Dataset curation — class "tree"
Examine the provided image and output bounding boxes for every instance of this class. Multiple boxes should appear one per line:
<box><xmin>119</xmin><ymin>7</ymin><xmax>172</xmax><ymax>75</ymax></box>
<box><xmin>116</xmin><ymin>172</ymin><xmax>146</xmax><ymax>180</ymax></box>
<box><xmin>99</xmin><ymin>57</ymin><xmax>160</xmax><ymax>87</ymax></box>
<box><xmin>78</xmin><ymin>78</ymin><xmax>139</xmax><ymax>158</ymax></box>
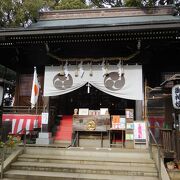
<box><xmin>54</xmin><ymin>0</ymin><xmax>88</xmax><ymax>10</ymax></box>
<box><xmin>88</xmin><ymin>0</ymin><xmax>177</xmax><ymax>8</ymax></box>
<box><xmin>124</xmin><ymin>0</ymin><xmax>141</xmax><ymax>7</ymax></box>
<box><xmin>158</xmin><ymin>0</ymin><xmax>174</xmax><ymax>5</ymax></box>
<box><xmin>0</xmin><ymin>0</ymin><xmax>179</xmax><ymax>28</ymax></box>
<box><xmin>88</xmin><ymin>0</ymin><xmax>123</xmax><ymax>8</ymax></box>
<box><xmin>0</xmin><ymin>0</ymin><xmax>55</xmax><ymax>28</ymax></box>
<box><xmin>0</xmin><ymin>0</ymin><xmax>89</xmax><ymax>27</ymax></box>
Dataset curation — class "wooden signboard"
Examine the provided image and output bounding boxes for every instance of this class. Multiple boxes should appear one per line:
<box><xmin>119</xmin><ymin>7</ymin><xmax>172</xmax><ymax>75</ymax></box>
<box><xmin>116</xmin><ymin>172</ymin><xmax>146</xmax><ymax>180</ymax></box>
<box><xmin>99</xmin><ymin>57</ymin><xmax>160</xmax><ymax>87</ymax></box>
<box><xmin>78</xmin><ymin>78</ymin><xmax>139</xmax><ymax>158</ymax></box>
<box><xmin>125</xmin><ymin>122</ymin><xmax>134</xmax><ymax>148</ymax></box>
<box><xmin>78</xmin><ymin>108</ymin><xmax>89</xmax><ymax>115</ymax></box>
<box><xmin>125</xmin><ymin>109</ymin><xmax>134</xmax><ymax>120</ymax></box>
<box><xmin>73</xmin><ymin>115</ymin><xmax>110</xmax><ymax>132</ymax></box>
<box><xmin>125</xmin><ymin>109</ymin><xmax>134</xmax><ymax>148</ymax></box>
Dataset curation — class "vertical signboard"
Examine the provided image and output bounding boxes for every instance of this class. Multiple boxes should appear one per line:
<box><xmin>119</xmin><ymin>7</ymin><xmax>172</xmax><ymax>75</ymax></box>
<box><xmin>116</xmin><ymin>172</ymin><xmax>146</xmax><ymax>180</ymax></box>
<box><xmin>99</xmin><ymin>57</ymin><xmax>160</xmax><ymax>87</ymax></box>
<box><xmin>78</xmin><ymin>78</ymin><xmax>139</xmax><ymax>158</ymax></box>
<box><xmin>134</xmin><ymin>121</ymin><xmax>147</xmax><ymax>143</ymax></box>
<box><xmin>41</xmin><ymin>112</ymin><xmax>49</xmax><ymax>125</ymax></box>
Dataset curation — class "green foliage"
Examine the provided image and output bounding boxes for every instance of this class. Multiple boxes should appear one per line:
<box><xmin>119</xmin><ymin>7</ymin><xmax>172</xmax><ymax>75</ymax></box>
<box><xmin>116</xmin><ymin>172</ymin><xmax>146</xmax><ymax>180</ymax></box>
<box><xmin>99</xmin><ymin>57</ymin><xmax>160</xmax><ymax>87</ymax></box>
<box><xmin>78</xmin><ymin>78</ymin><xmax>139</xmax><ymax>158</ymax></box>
<box><xmin>124</xmin><ymin>0</ymin><xmax>155</xmax><ymax>7</ymax></box>
<box><xmin>0</xmin><ymin>0</ymin><xmax>178</xmax><ymax>28</ymax></box>
<box><xmin>124</xmin><ymin>0</ymin><xmax>142</xmax><ymax>7</ymax></box>
<box><xmin>0</xmin><ymin>141</ymin><xmax>4</xmax><ymax>148</ymax></box>
<box><xmin>0</xmin><ymin>0</ymin><xmax>55</xmax><ymax>27</ymax></box>
<box><xmin>0</xmin><ymin>0</ymin><xmax>88</xmax><ymax>27</ymax></box>
<box><xmin>89</xmin><ymin>0</ymin><xmax>176</xmax><ymax>8</ymax></box>
<box><xmin>89</xmin><ymin>0</ymin><xmax>123</xmax><ymax>8</ymax></box>
<box><xmin>54</xmin><ymin>0</ymin><xmax>88</xmax><ymax>10</ymax></box>
<box><xmin>144</xmin><ymin>0</ymin><xmax>156</xmax><ymax>7</ymax></box>
<box><xmin>0</xmin><ymin>135</ymin><xmax>21</xmax><ymax>148</ymax></box>
<box><xmin>159</xmin><ymin>0</ymin><xmax>174</xmax><ymax>5</ymax></box>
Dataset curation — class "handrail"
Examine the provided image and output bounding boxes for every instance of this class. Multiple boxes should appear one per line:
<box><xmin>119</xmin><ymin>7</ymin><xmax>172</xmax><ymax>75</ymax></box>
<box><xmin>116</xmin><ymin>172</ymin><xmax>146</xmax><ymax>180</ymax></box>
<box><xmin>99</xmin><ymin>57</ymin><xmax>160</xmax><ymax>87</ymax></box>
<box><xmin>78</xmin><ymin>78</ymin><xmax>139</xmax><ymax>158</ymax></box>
<box><xmin>0</xmin><ymin>128</ymin><xmax>27</xmax><ymax>179</ymax></box>
<box><xmin>71</xmin><ymin>132</ymin><xmax>79</xmax><ymax>147</ymax></box>
<box><xmin>148</xmin><ymin>128</ymin><xmax>162</xmax><ymax>180</ymax></box>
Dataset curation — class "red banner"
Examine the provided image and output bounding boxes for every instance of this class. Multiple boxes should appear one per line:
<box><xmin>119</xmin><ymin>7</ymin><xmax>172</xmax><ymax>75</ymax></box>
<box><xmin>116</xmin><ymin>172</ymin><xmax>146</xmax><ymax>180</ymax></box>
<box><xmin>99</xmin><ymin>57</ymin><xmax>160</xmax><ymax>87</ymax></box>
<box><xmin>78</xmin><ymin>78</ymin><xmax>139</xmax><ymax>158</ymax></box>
<box><xmin>2</xmin><ymin>114</ymin><xmax>42</xmax><ymax>134</ymax></box>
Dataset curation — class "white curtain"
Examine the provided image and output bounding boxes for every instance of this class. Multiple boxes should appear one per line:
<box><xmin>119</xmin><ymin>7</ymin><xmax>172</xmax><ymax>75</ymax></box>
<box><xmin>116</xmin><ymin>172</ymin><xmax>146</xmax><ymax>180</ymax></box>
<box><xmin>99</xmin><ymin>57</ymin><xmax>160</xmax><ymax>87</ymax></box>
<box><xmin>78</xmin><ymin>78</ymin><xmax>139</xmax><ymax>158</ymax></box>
<box><xmin>44</xmin><ymin>65</ymin><xmax>143</xmax><ymax>100</ymax></box>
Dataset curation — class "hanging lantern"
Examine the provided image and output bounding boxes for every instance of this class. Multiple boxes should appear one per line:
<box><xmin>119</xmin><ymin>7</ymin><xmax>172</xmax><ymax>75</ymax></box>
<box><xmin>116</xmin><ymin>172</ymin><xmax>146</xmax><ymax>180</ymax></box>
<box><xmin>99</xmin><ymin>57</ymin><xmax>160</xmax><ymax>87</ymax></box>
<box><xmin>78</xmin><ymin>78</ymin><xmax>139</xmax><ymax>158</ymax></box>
<box><xmin>172</xmin><ymin>84</ymin><xmax>180</xmax><ymax>109</ymax></box>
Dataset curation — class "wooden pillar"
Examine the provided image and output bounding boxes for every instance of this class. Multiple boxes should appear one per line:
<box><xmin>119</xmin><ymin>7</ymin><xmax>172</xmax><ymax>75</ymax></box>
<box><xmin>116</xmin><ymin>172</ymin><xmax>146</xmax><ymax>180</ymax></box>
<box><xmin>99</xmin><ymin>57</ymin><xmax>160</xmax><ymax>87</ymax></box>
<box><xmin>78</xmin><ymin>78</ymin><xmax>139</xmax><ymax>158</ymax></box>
<box><xmin>0</xmin><ymin>83</ymin><xmax>4</xmax><ymax>128</ymax></box>
<box><xmin>136</xmin><ymin>100</ymin><xmax>143</xmax><ymax>120</ymax></box>
<box><xmin>42</xmin><ymin>96</ymin><xmax>49</xmax><ymax>113</ymax></box>
<box><xmin>176</xmin><ymin>113</ymin><xmax>180</xmax><ymax>160</ymax></box>
<box><xmin>14</xmin><ymin>73</ymin><xmax>20</xmax><ymax>106</ymax></box>
<box><xmin>42</xmin><ymin>96</ymin><xmax>49</xmax><ymax>132</ymax></box>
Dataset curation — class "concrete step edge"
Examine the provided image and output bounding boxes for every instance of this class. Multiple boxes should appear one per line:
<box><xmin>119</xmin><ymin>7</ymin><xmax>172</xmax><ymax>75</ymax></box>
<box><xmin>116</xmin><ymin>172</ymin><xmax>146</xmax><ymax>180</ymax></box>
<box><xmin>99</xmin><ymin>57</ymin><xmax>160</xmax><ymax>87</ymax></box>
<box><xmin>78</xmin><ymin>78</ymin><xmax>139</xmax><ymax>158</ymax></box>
<box><xmin>24</xmin><ymin>151</ymin><xmax>151</xmax><ymax>157</ymax></box>
<box><xmin>24</xmin><ymin>151</ymin><xmax>151</xmax><ymax>158</ymax></box>
<box><xmin>54</xmin><ymin>140</ymin><xmax>71</xmax><ymax>143</ymax></box>
<box><xmin>17</xmin><ymin>159</ymin><xmax>156</xmax><ymax>167</ymax></box>
<box><xmin>4</xmin><ymin>170</ymin><xmax>159</xmax><ymax>180</ymax></box>
<box><xmin>11</xmin><ymin>161</ymin><xmax>157</xmax><ymax>172</ymax></box>
<box><xmin>18</xmin><ymin>154</ymin><xmax>154</xmax><ymax>163</ymax></box>
<box><xmin>17</xmin><ymin>159</ymin><xmax>154</xmax><ymax>165</ymax></box>
<box><xmin>25</xmin><ymin>146</ymin><xmax>149</xmax><ymax>153</ymax></box>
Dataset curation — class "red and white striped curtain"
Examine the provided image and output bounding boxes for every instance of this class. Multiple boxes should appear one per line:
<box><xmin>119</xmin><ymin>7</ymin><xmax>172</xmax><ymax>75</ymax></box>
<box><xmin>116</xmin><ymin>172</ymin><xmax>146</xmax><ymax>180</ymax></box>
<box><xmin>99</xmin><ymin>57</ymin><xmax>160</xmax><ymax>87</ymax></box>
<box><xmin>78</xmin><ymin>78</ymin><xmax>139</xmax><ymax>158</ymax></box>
<box><xmin>2</xmin><ymin>114</ymin><xmax>42</xmax><ymax>134</ymax></box>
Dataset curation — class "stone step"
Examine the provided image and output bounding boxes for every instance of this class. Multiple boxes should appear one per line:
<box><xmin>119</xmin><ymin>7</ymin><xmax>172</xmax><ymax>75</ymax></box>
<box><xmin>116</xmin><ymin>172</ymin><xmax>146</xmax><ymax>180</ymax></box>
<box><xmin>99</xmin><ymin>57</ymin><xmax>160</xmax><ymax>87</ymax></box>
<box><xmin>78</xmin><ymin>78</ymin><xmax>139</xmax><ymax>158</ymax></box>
<box><xmin>18</xmin><ymin>154</ymin><xmax>155</xmax><ymax>167</ymax></box>
<box><xmin>3</xmin><ymin>147</ymin><xmax>158</xmax><ymax>180</ymax></box>
<box><xmin>2</xmin><ymin>178</ymin><xmax>19</xmax><ymax>180</ymax></box>
<box><xmin>4</xmin><ymin>170</ymin><xmax>159</xmax><ymax>180</ymax></box>
<box><xmin>50</xmin><ymin>142</ymin><xmax>70</xmax><ymax>148</ymax></box>
<box><xmin>26</xmin><ymin>146</ymin><xmax>149</xmax><ymax>152</ymax></box>
<box><xmin>11</xmin><ymin>161</ymin><xmax>158</xmax><ymax>176</ymax></box>
<box><xmin>2</xmin><ymin>179</ymin><xmax>20</xmax><ymax>180</ymax></box>
<box><xmin>54</xmin><ymin>140</ymin><xmax>71</xmax><ymax>144</ymax></box>
<box><xmin>25</xmin><ymin>147</ymin><xmax>151</xmax><ymax>159</ymax></box>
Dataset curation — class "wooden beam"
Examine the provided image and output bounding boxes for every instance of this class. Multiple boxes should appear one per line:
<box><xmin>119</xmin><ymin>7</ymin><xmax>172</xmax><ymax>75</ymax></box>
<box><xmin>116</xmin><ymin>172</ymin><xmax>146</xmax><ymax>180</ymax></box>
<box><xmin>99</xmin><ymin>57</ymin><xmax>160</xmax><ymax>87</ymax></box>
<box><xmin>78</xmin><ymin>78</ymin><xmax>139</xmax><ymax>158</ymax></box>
<box><xmin>47</xmin><ymin>51</ymin><xmax>140</xmax><ymax>62</ymax></box>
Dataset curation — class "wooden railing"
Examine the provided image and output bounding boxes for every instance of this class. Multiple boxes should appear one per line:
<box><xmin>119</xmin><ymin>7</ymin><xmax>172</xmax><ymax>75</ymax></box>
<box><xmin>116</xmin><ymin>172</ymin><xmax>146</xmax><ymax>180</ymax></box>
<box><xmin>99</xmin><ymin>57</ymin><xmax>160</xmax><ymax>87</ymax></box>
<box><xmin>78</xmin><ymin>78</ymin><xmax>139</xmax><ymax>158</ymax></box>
<box><xmin>148</xmin><ymin>128</ymin><xmax>162</xmax><ymax>180</ymax></box>
<box><xmin>3</xmin><ymin>106</ymin><xmax>44</xmax><ymax>114</ymax></box>
<box><xmin>159</xmin><ymin>129</ymin><xmax>175</xmax><ymax>154</ymax></box>
<box><xmin>148</xmin><ymin>120</ymin><xmax>176</xmax><ymax>159</ymax></box>
<box><xmin>3</xmin><ymin>106</ymin><xmax>57</xmax><ymax>116</ymax></box>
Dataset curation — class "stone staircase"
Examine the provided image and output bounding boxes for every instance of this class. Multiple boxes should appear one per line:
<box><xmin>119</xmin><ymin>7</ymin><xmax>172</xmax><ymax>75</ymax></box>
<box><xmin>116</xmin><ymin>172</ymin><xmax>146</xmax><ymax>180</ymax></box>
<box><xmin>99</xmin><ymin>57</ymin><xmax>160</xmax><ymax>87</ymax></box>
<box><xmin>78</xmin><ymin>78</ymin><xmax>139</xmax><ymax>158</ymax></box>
<box><xmin>3</xmin><ymin>147</ymin><xmax>159</xmax><ymax>180</ymax></box>
<box><xmin>54</xmin><ymin>115</ymin><xmax>73</xmax><ymax>144</ymax></box>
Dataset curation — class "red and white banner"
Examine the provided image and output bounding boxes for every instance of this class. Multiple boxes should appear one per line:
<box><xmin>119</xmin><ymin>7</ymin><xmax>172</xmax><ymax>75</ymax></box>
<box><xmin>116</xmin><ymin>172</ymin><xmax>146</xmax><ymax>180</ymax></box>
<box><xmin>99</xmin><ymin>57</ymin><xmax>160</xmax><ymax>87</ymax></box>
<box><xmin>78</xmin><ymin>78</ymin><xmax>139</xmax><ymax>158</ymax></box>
<box><xmin>31</xmin><ymin>67</ymin><xmax>40</xmax><ymax>109</ymax></box>
<box><xmin>2</xmin><ymin>114</ymin><xmax>42</xmax><ymax>134</ymax></box>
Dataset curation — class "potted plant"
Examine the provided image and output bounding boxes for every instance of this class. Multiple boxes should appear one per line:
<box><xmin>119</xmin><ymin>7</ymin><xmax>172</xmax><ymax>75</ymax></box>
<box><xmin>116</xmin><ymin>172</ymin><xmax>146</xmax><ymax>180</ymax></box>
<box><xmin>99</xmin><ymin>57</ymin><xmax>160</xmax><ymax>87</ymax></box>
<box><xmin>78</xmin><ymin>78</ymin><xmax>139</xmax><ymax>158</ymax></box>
<box><xmin>166</xmin><ymin>161</ymin><xmax>175</xmax><ymax>170</ymax></box>
<box><xmin>176</xmin><ymin>161</ymin><xmax>180</xmax><ymax>170</ymax></box>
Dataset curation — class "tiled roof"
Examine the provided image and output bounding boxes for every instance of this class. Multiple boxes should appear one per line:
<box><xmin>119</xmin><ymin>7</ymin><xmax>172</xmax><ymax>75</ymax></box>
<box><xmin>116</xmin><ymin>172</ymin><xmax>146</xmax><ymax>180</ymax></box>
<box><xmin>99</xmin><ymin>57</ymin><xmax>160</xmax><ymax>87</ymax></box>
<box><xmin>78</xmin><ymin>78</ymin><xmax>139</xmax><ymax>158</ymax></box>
<box><xmin>30</xmin><ymin>15</ymin><xmax>180</xmax><ymax>29</ymax></box>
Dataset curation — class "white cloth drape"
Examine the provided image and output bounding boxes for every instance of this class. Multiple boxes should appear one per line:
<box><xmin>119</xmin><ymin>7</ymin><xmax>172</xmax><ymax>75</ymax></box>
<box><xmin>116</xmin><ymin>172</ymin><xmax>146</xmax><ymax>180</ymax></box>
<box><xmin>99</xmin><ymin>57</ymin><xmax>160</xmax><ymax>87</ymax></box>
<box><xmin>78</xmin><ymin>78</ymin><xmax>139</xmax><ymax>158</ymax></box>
<box><xmin>44</xmin><ymin>65</ymin><xmax>143</xmax><ymax>100</ymax></box>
